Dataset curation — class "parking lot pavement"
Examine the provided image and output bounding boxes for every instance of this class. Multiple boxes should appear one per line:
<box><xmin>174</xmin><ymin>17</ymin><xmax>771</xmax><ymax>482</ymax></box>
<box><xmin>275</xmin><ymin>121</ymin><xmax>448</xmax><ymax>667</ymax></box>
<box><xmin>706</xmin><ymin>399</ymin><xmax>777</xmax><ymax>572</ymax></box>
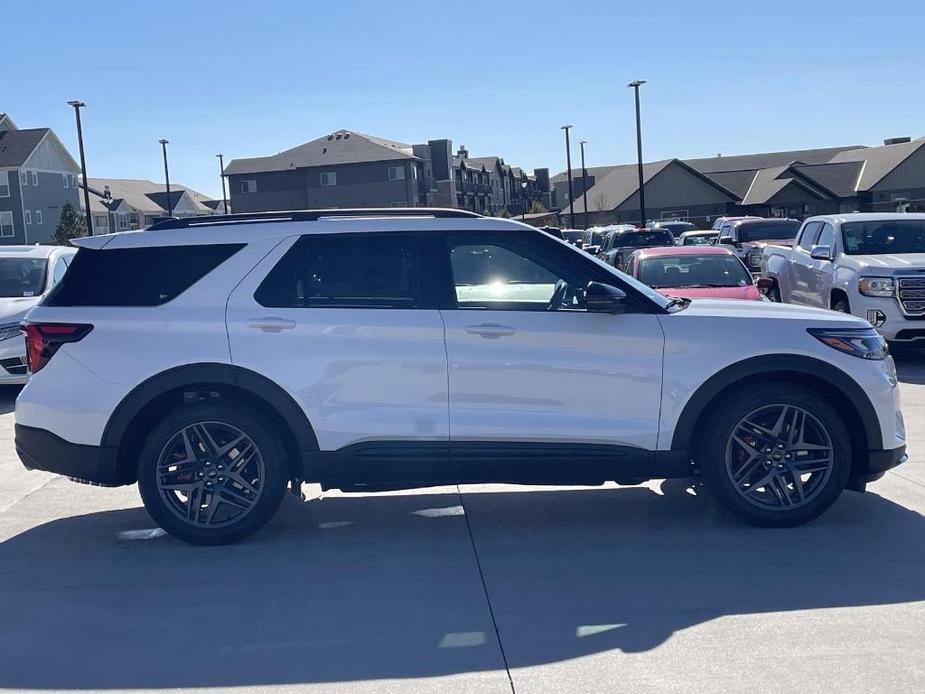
<box><xmin>1</xmin><ymin>357</ymin><xmax>925</xmax><ymax>694</ymax></box>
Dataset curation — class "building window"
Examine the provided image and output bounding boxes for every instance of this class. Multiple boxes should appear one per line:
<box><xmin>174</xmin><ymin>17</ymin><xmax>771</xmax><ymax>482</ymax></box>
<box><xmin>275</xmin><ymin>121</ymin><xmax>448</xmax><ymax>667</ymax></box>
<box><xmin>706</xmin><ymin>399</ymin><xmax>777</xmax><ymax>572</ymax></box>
<box><xmin>35</xmin><ymin>210</ymin><xmax>43</xmax><ymax>225</ymax></box>
<box><xmin>241</xmin><ymin>179</ymin><xmax>257</xmax><ymax>194</ymax></box>
<box><xmin>390</xmin><ymin>201</ymin><xmax>408</xmax><ymax>207</ymax></box>
<box><xmin>119</xmin><ymin>215</ymin><xmax>131</xmax><ymax>230</ymax></box>
<box><xmin>0</xmin><ymin>172</ymin><xmax>9</xmax><ymax>197</ymax></box>
<box><xmin>144</xmin><ymin>215</ymin><xmax>157</xmax><ymax>226</ymax></box>
<box><xmin>0</xmin><ymin>211</ymin><xmax>13</xmax><ymax>237</ymax></box>
<box><xmin>63</xmin><ymin>174</ymin><xmax>69</xmax><ymax>188</ymax></box>
<box><xmin>320</xmin><ymin>171</ymin><xmax>336</xmax><ymax>186</ymax></box>
<box><xmin>94</xmin><ymin>215</ymin><xmax>108</xmax><ymax>228</ymax></box>
<box><xmin>31</xmin><ymin>171</ymin><xmax>39</xmax><ymax>186</ymax></box>
<box><xmin>24</xmin><ymin>210</ymin><xmax>31</xmax><ymax>225</ymax></box>
<box><xmin>20</xmin><ymin>171</ymin><xmax>28</xmax><ymax>187</ymax></box>
<box><xmin>72</xmin><ymin>175</ymin><xmax>78</xmax><ymax>188</ymax></box>
<box><xmin>388</xmin><ymin>166</ymin><xmax>405</xmax><ymax>182</ymax></box>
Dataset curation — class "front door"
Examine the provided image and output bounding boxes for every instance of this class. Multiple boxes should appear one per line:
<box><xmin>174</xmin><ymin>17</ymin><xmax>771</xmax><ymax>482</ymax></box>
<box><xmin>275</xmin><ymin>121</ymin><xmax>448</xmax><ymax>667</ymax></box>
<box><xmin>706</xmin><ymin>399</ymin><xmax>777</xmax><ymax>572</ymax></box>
<box><xmin>789</xmin><ymin>221</ymin><xmax>823</xmax><ymax>306</ymax></box>
<box><xmin>437</xmin><ymin>230</ymin><xmax>665</xmax><ymax>483</ymax></box>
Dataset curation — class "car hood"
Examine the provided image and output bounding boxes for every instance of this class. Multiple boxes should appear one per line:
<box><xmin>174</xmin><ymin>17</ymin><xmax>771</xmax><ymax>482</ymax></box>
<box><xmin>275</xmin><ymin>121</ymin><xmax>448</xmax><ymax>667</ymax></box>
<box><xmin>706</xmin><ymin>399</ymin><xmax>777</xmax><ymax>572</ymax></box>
<box><xmin>657</xmin><ymin>285</ymin><xmax>762</xmax><ymax>301</ymax></box>
<box><xmin>839</xmin><ymin>253</ymin><xmax>925</xmax><ymax>272</ymax></box>
<box><xmin>676</xmin><ymin>297</ymin><xmax>868</xmax><ymax>324</ymax></box>
<box><xmin>0</xmin><ymin>297</ymin><xmax>39</xmax><ymax>325</ymax></box>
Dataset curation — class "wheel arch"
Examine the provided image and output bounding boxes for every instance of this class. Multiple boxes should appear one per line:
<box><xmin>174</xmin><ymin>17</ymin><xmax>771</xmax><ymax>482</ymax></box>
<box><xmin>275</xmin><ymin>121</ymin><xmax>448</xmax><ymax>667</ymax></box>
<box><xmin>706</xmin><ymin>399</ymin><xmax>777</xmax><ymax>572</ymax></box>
<box><xmin>830</xmin><ymin>286</ymin><xmax>850</xmax><ymax>310</ymax></box>
<box><xmin>671</xmin><ymin>354</ymin><xmax>882</xmax><ymax>467</ymax></box>
<box><xmin>102</xmin><ymin>363</ymin><xmax>319</xmax><ymax>484</ymax></box>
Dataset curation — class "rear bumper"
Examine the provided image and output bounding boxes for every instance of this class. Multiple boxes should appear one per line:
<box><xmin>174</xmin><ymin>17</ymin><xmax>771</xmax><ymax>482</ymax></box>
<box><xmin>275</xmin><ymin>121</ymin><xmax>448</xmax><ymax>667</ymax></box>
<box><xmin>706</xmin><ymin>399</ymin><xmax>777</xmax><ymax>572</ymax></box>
<box><xmin>14</xmin><ymin>424</ymin><xmax>124</xmax><ymax>486</ymax></box>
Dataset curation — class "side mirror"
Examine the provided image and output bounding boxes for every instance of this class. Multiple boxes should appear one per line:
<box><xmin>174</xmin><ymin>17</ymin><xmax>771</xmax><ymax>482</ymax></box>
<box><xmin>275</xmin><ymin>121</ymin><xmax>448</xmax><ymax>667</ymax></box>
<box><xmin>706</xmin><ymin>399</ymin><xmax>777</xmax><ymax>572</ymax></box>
<box><xmin>755</xmin><ymin>277</ymin><xmax>773</xmax><ymax>290</ymax></box>
<box><xmin>810</xmin><ymin>245</ymin><xmax>833</xmax><ymax>261</ymax></box>
<box><xmin>586</xmin><ymin>282</ymin><xmax>627</xmax><ymax>314</ymax></box>
<box><xmin>719</xmin><ymin>236</ymin><xmax>735</xmax><ymax>245</ymax></box>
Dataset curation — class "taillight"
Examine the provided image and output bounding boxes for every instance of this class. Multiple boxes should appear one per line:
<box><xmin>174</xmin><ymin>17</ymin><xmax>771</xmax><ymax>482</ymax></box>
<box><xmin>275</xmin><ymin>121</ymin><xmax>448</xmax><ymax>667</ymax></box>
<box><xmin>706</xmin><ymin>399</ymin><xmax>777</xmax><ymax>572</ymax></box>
<box><xmin>22</xmin><ymin>323</ymin><xmax>93</xmax><ymax>374</ymax></box>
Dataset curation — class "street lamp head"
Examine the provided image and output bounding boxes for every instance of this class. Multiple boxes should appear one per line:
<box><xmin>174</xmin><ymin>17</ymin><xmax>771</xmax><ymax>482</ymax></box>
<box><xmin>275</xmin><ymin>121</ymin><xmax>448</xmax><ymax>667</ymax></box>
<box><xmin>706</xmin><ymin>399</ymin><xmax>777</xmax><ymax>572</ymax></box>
<box><xmin>560</xmin><ymin>124</ymin><xmax>573</xmax><ymax>131</ymax></box>
<box><xmin>158</xmin><ymin>139</ymin><xmax>169</xmax><ymax>145</ymax></box>
<box><xmin>580</xmin><ymin>140</ymin><xmax>587</xmax><ymax>145</ymax></box>
<box><xmin>627</xmin><ymin>80</ymin><xmax>647</xmax><ymax>88</ymax></box>
<box><xmin>66</xmin><ymin>100</ymin><xmax>85</xmax><ymax>108</ymax></box>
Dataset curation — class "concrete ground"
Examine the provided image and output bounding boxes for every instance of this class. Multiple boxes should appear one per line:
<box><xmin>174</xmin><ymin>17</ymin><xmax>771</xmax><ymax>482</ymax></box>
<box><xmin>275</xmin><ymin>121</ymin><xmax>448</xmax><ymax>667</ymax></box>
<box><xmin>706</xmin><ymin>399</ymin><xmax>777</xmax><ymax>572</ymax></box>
<box><xmin>1</xmin><ymin>353</ymin><xmax>925</xmax><ymax>693</ymax></box>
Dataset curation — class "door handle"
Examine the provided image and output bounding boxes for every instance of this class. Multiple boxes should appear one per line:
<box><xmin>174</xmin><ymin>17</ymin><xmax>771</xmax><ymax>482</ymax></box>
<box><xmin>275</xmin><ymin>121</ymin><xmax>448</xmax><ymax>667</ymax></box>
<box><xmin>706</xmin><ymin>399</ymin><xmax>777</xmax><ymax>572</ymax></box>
<box><xmin>248</xmin><ymin>317</ymin><xmax>296</xmax><ymax>332</ymax></box>
<box><xmin>465</xmin><ymin>323</ymin><xmax>515</xmax><ymax>338</ymax></box>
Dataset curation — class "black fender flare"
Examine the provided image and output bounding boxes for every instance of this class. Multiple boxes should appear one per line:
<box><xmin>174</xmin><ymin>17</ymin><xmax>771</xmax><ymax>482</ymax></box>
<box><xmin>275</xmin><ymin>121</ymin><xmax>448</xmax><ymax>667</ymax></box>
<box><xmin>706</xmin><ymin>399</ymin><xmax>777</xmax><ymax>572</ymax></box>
<box><xmin>102</xmin><ymin>362</ymin><xmax>319</xmax><ymax>461</ymax></box>
<box><xmin>670</xmin><ymin>354</ymin><xmax>883</xmax><ymax>451</ymax></box>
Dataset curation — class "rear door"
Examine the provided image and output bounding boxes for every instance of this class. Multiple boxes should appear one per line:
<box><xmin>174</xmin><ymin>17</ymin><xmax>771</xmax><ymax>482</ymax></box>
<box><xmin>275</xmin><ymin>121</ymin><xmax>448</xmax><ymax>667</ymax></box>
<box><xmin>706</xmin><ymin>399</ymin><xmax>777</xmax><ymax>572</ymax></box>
<box><xmin>225</xmin><ymin>232</ymin><xmax>451</xmax><ymax>486</ymax></box>
<box><xmin>437</xmin><ymin>230</ymin><xmax>665</xmax><ymax>483</ymax></box>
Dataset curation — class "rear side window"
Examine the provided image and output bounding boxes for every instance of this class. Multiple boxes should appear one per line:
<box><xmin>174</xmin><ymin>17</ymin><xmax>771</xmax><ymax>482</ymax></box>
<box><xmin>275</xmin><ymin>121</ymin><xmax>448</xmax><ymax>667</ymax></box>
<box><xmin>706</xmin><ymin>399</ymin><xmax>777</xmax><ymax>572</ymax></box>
<box><xmin>255</xmin><ymin>234</ymin><xmax>421</xmax><ymax>309</ymax></box>
<box><xmin>44</xmin><ymin>244</ymin><xmax>244</xmax><ymax>307</ymax></box>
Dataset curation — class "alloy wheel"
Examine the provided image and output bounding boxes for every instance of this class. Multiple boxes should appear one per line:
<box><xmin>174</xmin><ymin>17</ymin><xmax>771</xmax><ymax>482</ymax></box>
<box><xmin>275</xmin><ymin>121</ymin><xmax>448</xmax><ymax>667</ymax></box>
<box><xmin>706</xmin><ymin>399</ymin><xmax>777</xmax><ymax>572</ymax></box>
<box><xmin>724</xmin><ymin>404</ymin><xmax>834</xmax><ymax>510</ymax></box>
<box><xmin>155</xmin><ymin>421</ymin><xmax>265</xmax><ymax>528</ymax></box>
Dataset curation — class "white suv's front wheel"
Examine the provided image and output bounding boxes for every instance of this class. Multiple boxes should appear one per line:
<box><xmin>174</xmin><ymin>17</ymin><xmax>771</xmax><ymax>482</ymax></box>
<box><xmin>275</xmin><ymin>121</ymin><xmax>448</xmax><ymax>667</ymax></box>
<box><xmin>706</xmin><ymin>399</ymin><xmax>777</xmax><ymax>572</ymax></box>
<box><xmin>137</xmin><ymin>401</ymin><xmax>289</xmax><ymax>544</ymax></box>
<box><xmin>698</xmin><ymin>384</ymin><xmax>852</xmax><ymax>527</ymax></box>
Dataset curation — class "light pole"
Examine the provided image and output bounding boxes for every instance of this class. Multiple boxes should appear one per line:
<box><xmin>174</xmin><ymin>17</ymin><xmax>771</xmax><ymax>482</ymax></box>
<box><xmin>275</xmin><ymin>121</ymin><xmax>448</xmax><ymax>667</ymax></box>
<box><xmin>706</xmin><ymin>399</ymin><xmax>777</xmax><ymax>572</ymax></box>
<box><xmin>561</xmin><ymin>124</ymin><xmax>575</xmax><ymax>229</ymax></box>
<box><xmin>159</xmin><ymin>139</ymin><xmax>172</xmax><ymax>217</ymax></box>
<box><xmin>216</xmin><ymin>153</ymin><xmax>228</xmax><ymax>214</ymax></box>
<box><xmin>67</xmin><ymin>100</ymin><xmax>93</xmax><ymax>236</ymax></box>
<box><xmin>579</xmin><ymin>140</ymin><xmax>589</xmax><ymax>230</ymax></box>
<box><xmin>627</xmin><ymin>80</ymin><xmax>647</xmax><ymax>226</ymax></box>
<box><xmin>521</xmin><ymin>181</ymin><xmax>529</xmax><ymax>220</ymax></box>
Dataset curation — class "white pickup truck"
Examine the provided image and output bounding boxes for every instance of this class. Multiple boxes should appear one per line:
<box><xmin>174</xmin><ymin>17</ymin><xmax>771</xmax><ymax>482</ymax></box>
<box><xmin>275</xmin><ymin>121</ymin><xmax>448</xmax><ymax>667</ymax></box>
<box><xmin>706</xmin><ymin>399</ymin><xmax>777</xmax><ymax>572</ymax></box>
<box><xmin>761</xmin><ymin>213</ymin><xmax>925</xmax><ymax>343</ymax></box>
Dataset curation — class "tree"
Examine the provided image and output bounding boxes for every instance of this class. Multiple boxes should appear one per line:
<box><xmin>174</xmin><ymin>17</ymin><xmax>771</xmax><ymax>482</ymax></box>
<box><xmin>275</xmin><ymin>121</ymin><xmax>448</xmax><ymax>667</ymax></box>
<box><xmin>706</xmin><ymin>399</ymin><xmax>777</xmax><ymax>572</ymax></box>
<box><xmin>495</xmin><ymin>208</ymin><xmax>511</xmax><ymax>218</ymax></box>
<box><xmin>530</xmin><ymin>201</ymin><xmax>548</xmax><ymax>214</ymax></box>
<box><xmin>54</xmin><ymin>202</ymin><xmax>88</xmax><ymax>246</ymax></box>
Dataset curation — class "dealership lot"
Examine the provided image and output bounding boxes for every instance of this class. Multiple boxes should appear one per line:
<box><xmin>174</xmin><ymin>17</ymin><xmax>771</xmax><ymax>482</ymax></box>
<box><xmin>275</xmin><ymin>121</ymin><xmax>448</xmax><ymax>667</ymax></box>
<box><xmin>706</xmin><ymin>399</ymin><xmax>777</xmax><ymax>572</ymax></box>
<box><xmin>0</xmin><ymin>352</ymin><xmax>924</xmax><ymax>693</ymax></box>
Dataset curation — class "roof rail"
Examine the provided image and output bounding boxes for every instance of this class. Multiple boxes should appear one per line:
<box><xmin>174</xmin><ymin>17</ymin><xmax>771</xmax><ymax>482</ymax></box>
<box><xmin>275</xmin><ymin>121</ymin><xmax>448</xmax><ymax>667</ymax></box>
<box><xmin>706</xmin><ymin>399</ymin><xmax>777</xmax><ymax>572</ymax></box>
<box><xmin>147</xmin><ymin>208</ymin><xmax>482</xmax><ymax>230</ymax></box>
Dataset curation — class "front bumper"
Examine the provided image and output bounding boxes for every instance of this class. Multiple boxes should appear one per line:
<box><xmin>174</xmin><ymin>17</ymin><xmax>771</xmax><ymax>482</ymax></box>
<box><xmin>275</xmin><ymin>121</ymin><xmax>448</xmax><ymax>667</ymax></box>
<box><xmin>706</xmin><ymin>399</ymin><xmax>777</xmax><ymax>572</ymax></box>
<box><xmin>849</xmin><ymin>444</ymin><xmax>907</xmax><ymax>489</ymax></box>
<box><xmin>0</xmin><ymin>334</ymin><xmax>28</xmax><ymax>383</ymax></box>
<box><xmin>15</xmin><ymin>424</ymin><xmax>124</xmax><ymax>486</ymax></box>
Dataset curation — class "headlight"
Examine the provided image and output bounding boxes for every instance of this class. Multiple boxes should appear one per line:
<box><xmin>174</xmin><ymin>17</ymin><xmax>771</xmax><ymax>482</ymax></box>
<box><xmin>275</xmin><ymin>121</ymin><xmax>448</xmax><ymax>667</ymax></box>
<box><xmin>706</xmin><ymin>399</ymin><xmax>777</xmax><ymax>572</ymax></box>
<box><xmin>807</xmin><ymin>327</ymin><xmax>888</xmax><ymax>360</ymax></box>
<box><xmin>858</xmin><ymin>277</ymin><xmax>894</xmax><ymax>297</ymax></box>
<box><xmin>0</xmin><ymin>323</ymin><xmax>21</xmax><ymax>342</ymax></box>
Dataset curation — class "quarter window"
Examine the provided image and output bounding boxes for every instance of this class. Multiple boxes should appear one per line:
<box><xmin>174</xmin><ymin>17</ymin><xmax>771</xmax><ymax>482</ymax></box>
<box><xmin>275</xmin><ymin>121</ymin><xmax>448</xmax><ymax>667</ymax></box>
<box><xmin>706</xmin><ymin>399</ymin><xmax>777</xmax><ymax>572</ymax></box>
<box><xmin>0</xmin><ymin>212</ymin><xmax>14</xmax><ymax>237</ymax></box>
<box><xmin>255</xmin><ymin>234</ymin><xmax>421</xmax><ymax>309</ymax></box>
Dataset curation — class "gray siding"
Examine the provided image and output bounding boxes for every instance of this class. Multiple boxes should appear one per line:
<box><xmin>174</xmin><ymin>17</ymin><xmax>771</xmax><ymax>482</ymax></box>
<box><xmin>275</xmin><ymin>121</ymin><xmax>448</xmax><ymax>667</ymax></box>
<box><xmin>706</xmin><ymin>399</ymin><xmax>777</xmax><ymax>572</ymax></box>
<box><xmin>20</xmin><ymin>171</ymin><xmax>80</xmax><ymax>243</ymax></box>
<box><xmin>0</xmin><ymin>172</ymin><xmax>26</xmax><ymax>244</ymax></box>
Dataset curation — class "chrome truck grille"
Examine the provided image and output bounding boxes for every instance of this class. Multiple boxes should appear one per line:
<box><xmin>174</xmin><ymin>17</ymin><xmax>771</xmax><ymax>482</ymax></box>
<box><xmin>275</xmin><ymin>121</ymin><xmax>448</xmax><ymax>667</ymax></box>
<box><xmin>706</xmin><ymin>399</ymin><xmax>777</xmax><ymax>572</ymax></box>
<box><xmin>898</xmin><ymin>276</ymin><xmax>925</xmax><ymax>315</ymax></box>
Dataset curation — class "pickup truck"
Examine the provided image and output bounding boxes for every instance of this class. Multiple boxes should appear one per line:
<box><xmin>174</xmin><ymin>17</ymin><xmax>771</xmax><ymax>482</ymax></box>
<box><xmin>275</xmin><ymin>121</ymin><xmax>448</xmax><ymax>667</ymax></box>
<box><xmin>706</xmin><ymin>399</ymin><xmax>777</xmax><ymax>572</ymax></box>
<box><xmin>761</xmin><ymin>213</ymin><xmax>925</xmax><ymax>343</ymax></box>
<box><xmin>716</xmin><ymin>218</ymin><xmax>802</xmax><ymax>274</ymax></box>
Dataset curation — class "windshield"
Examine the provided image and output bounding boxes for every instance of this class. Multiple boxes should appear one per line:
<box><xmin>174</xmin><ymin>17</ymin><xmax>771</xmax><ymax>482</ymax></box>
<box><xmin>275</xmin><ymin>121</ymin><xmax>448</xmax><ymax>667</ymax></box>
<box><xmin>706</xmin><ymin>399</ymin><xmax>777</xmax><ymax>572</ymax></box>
<box><xmin>682</xmin><ymin>233</ymin><xmax>717</xmax><ymax>246</ymax></box>
<box><xmin>842</xmin><ymin>220</ymin><xmax>925</xmax><ymax>255</ymax></box>
<box><xmin>0</xmin><ymin>258</ymin><xmax>47</xmax><ymax>298</ymax></box>
<box><xmin>739</xmin><ymin>222</ymin><xmax>800</xmax><ymax>242</ymax></box>
<box><xmin>613</xmin><ymin>231</ymin><xmax>674</xmax><ymax>248</ymax></box>
<box><xmin>638</xmin><ymin>254</ymin><xmax>752</xmax><ymax>288</ymax></box>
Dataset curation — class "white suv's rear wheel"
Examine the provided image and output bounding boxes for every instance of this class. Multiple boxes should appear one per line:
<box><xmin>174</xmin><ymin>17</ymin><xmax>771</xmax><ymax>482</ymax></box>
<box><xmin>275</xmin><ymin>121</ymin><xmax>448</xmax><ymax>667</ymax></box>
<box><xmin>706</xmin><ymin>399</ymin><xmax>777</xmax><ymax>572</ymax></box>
<box><xmin>137</xmin><ymin>401</ymin><xmax>288</xmax><ymax>545</ymax></box>
<box><xmin>698</xmin><ymin>384</ymin><xmax>851</xmax><ymax>527</ymax></box>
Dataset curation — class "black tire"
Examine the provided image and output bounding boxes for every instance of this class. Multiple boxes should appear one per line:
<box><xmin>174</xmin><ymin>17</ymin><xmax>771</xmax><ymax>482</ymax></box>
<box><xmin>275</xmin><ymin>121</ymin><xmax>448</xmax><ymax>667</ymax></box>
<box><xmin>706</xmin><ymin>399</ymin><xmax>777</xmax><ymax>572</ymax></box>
<box><xmin>832</xmin><ymin>296</ymin><xmax>851</xmax><ymax>314</ymax></box>
<box><xmin>696</xmin><ymin>384</ymin><xmax>851</xmax><ymax>527</ymax></box>
<box><xmin>137</xmin><ymin>400</ymin><xmax>289</xmax><ymax>545</ymax></box>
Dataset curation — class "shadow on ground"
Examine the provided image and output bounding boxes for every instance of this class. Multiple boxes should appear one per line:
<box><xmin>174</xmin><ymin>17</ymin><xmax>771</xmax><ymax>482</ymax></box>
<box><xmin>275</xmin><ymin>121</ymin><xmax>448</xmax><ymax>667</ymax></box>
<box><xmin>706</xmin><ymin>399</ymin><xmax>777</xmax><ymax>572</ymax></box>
<box><xmin>0</xmin><ymin>480</ymin><xmax>923</xmax><ymax>689</ymax></box>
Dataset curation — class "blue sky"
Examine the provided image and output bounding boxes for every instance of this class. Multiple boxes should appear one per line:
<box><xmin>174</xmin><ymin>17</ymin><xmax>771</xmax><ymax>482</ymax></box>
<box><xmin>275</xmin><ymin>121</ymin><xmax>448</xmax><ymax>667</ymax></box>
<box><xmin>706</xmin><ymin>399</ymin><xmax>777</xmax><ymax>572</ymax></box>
<box><xmin>5</xmin><ymin>0</ymin><xmax>924</xmax><ymax>199</ymax></box>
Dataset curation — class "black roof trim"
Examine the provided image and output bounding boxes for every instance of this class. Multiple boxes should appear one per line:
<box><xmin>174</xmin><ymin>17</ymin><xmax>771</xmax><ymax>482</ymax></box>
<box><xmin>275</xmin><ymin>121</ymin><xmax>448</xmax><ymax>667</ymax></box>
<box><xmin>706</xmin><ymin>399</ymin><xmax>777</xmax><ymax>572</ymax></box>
<box><xmin>147</xmin><ymin>208</ymin><xmax>482</xmax><ymax>230</ymax></box>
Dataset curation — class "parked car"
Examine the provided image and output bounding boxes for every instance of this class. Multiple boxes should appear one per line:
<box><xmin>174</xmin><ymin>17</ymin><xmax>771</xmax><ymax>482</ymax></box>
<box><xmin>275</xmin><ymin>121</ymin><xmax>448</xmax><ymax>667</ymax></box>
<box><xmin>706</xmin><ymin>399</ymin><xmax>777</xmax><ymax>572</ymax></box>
<box><xmin>582</xmin><ymin>225</ymin><xmax>635</xmax><ymax>255</ymax></box>
<box><xmin>716</xmin><ymin>218</ymin><xmax>802</xmax><ymax>273</ymax></box>
<box><xmin>15</xmin><ymin>208</ymin><xmax>905</xmax><ymax>544</ymax></box>
<box><xmin>538</xmin><ymin>226</ymin><xmax>565</xmax><ymax>240</ymax></box>
<box><xmin>677</xmin><ymin>230</ymin><xmax>719</xmax><ymax>246</ymax></box>
<box><xmin>761</xmin><ymin>213</ymin><xmax>925</xmax><ymax>344</ymax></box>
<box><xmin>625</xmin><ymin>246</ymin><xmax>770</xmax><ymax>301</ymax></box>
<box><xmin>0</xmin><ymin>245</ymin><xmax>76</xmax><ymax>384</ymax></box>
<box><xmin>712</xmin><ymin>215</ymin><xmax>761</xmax><ymax>231</ymax></box>
<box><xmin>561</xmin><ymin>230</ymin><xmax>584</xmax><ymax>247</ymax></box>
<box><xmin>649</xmin><ymin>220</ymin><xmax>697</xmax><ymax>236</ymax></box>
<box><xmin>598</xmin><ymin>228</ymin><xmax>675</xmax><ymax>270</ymax></box>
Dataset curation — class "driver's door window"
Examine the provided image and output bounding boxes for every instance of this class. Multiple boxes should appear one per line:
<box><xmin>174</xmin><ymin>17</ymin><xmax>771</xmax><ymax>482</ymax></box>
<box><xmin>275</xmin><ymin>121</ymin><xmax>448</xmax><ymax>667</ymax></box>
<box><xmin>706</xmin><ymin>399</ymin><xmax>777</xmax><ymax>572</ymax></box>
<box><xmin>446</xmin><ymin>233</ymin><xmax>590</xmax><ymax>311</ymax></box>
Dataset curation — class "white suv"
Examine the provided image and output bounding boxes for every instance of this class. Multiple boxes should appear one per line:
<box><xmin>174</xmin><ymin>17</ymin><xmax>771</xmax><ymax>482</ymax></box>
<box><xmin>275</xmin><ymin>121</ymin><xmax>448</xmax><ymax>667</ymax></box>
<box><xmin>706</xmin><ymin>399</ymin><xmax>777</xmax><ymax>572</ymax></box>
<box><xmin>14</xmin><ymin>209</ymin><xmax>907</xmax><ymax>544</ymax></box>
